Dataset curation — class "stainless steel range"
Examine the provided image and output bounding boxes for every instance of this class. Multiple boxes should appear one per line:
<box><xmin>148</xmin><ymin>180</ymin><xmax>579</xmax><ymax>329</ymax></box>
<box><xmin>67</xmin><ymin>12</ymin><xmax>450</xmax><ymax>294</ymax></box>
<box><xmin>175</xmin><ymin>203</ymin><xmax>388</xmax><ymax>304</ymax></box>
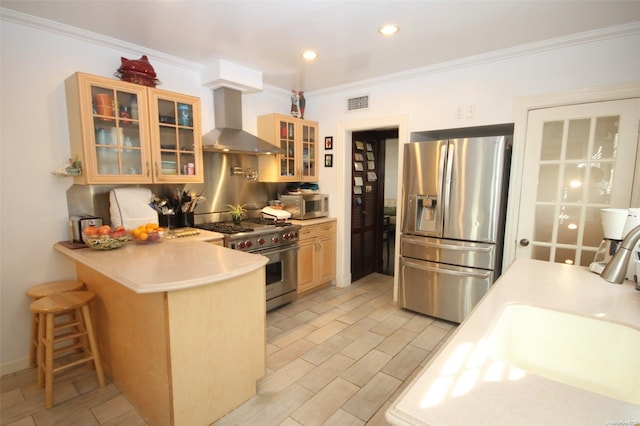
<box><xmin>196</xmin><ymin>219</ymin><xmax>300</xmax><ymax>310</ymax></box>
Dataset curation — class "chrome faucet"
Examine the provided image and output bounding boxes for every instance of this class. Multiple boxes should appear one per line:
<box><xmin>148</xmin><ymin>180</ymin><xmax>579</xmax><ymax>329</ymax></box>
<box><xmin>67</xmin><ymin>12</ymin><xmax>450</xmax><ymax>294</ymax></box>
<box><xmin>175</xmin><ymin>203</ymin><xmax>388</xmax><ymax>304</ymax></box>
<box><xmin>600</xmin><ymin>224</ymin><xmax>640</xmax><ymax>284</ymax></box>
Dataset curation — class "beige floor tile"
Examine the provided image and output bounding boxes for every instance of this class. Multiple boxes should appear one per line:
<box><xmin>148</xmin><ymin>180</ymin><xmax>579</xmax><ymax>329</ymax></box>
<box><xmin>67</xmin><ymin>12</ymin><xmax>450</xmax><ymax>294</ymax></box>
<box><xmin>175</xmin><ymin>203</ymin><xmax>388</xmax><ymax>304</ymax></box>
<box><xmin>268</xmin><ymin>338</ymin><xmax>317</xmax><ymax>371</ymax></box>
<box><xmin>279</xmin><ymin>416</ymin><xmax>303</xmax><ymax>426</ymax></box>
<box><xmin>367</xmin><ymin>303</ymin><xmax>398</xmax><ymax>322</ymax></box>
<box><xmin>370</xmin><ymin>314</ymin><xmax>409</xmax><ymax>337</ymax></box>
<box><xmin>215</xmin><ymin>383</ymin><xmax>313</xmax><ymax>426</ymax></box>
<box><xmin>410</xmin><ymin>323</ymin><xmax>451</xmax><ymax>351</ymax></box>
<box><xmin>272</xmin><ymin>310</ymin><xmax>319</xmax><ymax>332</ymax></box>
<box><xmin>340</xmin><ymin>332</ymin><xmax>386</xmax><ymax>360</ymax></box>
<box><xmin>322</xmin><ymin>408</ymin><xmax>365</xmax><ymax>425</ymax></box>
<box><xmin>382</xmin><ymin>344</ymin><xmax>429</xmax><ymax>381</ymax></box>
<box><xmin>1</xmin><ymin>387</ymin><xmax>25</xmax><ymax>410</ymax></box>
<box><xmin>91</xmin><ymin>395</ymin><xmax>136</xmax><ymax>424</ymax></box>
<box><xmin>301</xmin><ymin>334</ymin><xmax>352</xmax><ymax>366</ymax></box>
<box><xmin>305</xmin><ymin>320</ymin><xmax>349</xmax><ymax>344</ymax></box>
<box><xmin>270</xmin><ymin>324</ymin><xmax>317</xmax><ymax>349</ymax></box>
<box><xmin>259</xmin><ymin>358</ymin><xmax>316</xmax><ymax>395</ymax></box>
<box><xmin>31</xmin><ymin>384</ymin><xmax>120</xmax><ymax>426</ymax></box>
<box><xmin>366</xmin><ymin>399</ymin><xmax>393</xmax><ymax>426</ymax></box>
<box><xmin>342</xmin><ymin>372</ymin><xmax>401</xmax><ymax>421</ymax></box>
<box><xmin>290</xmin><ymin>377</ymin><xmax>359</xmax><ymax>426</ymax></box>
<box><xmin>3</xmin><ymin>416</ymin><xmax>36</xmax><ymax>426</ymax></box>
<box><xmin>337</xmin><ymin>305</ymin><xmax>376</xmax><ymax>325</ymax></box>
<box><xmin>306</xmin><ymin>307</ymin><xmax>347</xmax><ymax>328</ymax></box>
<box><xmin>338</xmin><ymin>317</ymin><xmax>379</xmax><ymax>341</ymax></box>
<box><xmin>341</xmin><ymin>350</ymin><xmax>393</xmax><ymax>387</ymax></box>
<box><xmin>375</xmin><ymin>328</ymin><xmax>419</xmax><ymax>356</ymax></box>
<box><xmin>297</xmin><ymin>353</ymin><xmax>355</xmax><ymax>393</ymax></box>
<box><xmin>401</xmin><ymin>314</ymin><xmax>434</xmax><ymax>333</ymax></box>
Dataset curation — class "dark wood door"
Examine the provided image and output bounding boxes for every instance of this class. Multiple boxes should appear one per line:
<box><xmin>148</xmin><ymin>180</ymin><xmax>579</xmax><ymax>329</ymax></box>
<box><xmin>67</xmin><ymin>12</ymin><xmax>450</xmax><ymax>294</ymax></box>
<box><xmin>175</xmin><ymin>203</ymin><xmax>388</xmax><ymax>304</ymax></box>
<box><xmin>350</xmin><ymin>130</ymin><xmax>396</xmax><ymax>282</ymax></box>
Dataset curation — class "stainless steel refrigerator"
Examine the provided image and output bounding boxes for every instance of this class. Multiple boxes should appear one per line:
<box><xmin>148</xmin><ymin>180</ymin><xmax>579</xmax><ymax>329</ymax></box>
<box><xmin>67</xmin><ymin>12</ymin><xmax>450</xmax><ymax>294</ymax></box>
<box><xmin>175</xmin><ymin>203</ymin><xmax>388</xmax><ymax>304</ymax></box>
<box><xmin>399</xmin><ymin>134</ymin><xmax>511</xmax><ymax>323</ymax></box>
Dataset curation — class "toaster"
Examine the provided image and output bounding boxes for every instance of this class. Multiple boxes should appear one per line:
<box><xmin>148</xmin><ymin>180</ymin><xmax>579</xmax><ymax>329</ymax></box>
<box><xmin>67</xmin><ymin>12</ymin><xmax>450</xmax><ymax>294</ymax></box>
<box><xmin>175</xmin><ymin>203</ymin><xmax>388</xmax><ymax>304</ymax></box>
<box><xmin>69</xmin><ymin>215</ymin><xmax>102</xmax><ymax>242</ymax></box>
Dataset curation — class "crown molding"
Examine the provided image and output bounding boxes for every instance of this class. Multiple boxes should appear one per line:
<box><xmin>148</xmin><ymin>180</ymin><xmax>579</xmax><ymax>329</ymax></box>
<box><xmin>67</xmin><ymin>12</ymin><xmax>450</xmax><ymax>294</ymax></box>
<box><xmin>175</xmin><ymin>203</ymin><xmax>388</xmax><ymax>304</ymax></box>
<box><xmin>0</xmin><ymin>7</ymin><xmax>203</xmax><ymax>72</ymax></box>
<box><xmin>309</xmin><ymin>21</ymin><xmax>640</xmax><ymax>97</ymax></box>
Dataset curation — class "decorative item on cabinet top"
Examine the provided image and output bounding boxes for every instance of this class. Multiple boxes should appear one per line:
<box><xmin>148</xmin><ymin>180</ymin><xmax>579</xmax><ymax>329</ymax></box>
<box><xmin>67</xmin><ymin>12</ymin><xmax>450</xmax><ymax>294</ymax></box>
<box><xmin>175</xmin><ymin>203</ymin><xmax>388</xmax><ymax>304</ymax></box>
<box><xmin>114</xmin><ymin>55</ymin><xmax>161</xmax><ymax>87</ymax></box>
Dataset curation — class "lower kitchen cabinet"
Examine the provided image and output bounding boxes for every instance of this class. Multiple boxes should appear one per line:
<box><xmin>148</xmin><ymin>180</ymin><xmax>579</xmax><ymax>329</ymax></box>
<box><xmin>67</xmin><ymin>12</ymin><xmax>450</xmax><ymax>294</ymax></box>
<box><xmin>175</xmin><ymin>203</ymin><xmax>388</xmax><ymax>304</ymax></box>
<box><xmin>297</xmin><ymin>220</ymin><xmax>336</xmax><ymax>294</ymax></box>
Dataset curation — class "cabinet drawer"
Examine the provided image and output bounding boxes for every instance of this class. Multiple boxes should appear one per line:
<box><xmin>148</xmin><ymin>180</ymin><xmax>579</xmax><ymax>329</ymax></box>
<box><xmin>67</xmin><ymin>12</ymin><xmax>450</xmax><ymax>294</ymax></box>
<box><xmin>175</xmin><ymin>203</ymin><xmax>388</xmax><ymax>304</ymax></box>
<box><xmin>316</xmin><ymin>221</ymin><xmax>336</xmax><ymax>237</ymax></box>
<box><xmin>298</xmin><ymin>225</ymin><xmax>317</xmax><ymax>240</ymax></box>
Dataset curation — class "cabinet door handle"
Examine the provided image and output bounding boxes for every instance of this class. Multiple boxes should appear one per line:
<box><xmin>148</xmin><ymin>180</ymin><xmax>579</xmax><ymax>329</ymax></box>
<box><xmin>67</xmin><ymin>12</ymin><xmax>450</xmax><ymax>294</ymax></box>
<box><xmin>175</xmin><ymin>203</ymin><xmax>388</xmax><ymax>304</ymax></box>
<box><xmin>146</xmin><ymin>162</ymin><xmax>150</xmax><ymax>177</ymax></box>
<box><xmin>154</xmin><ymin>161</ymin><xmax>159</xmax><ymax>177</ymax></box>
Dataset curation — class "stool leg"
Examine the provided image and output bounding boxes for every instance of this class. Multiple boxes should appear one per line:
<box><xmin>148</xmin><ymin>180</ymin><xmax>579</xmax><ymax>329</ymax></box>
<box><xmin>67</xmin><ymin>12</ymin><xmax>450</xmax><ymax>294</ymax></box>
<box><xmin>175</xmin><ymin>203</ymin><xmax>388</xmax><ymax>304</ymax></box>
<box><xmin>81</xmin><ymin>305</ymin><xmax>105</xmax><ymax>387</ymax></box>
<box><xmin>74</xmin><ymin>308</ymin><xmax>92</xmax><ymax>369</ymax></box>
<box><xmin>44</xmin><ymin>313</ymin><xmax>55</xmax><ymax>409</ymax></box>
<box><xmin>36</xmin><ymin>312</ymin><xmax>45</xmax><ymax>388</ymax></box>
<box><xmin>29</xmin><ymin>312</ymin><xmax>38</xmax><ymax>367</ymax></box>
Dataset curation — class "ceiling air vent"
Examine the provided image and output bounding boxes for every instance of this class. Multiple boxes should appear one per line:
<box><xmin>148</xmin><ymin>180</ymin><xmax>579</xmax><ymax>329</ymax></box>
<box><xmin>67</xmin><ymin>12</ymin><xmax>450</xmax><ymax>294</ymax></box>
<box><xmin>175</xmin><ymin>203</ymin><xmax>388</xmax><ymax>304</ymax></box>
<box><xmin>347</xmin><ymin>95</ymin><xmax>369</xmax><ymax>111</ymax></box>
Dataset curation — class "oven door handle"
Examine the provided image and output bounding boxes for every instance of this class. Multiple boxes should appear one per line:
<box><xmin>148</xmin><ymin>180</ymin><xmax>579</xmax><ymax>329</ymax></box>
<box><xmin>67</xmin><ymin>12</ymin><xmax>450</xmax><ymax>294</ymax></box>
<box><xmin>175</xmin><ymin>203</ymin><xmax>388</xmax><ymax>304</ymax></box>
<box><xmin>260</xmin><ymin>244</ymin><xmax>299</xmax><ymax>257</ymax></box>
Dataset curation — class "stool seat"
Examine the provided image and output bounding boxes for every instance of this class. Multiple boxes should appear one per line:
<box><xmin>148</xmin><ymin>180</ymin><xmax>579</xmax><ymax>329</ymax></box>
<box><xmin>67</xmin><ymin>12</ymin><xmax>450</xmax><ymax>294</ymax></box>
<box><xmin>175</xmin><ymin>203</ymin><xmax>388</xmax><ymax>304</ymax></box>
<box><xmin>30</xmin><ymin>291</ymin><xmax>95</xmax><ymax>314</ymax></box>
<box><xmin>26</xmin><ymin>280</ymin><xmax>84</xmax><ymax>299</ymax></box>
<box><xmin>31</xmin><ymin>290</ymin><xmax>105</xmax><ymax>409</ymax></box>
<box><xmin>26</xmin><ymin>280</ymin><xmax>85</xmax><ymax>368</ymax></box>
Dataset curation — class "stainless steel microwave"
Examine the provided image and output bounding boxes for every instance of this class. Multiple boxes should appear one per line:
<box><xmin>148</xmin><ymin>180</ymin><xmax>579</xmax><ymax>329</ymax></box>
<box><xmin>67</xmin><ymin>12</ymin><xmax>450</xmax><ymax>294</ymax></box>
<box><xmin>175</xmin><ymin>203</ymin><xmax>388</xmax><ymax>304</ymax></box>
<box><xmin>280</xmin><ymin>193</ymin><xmax>329</xmax><ymax>219</ymax></box>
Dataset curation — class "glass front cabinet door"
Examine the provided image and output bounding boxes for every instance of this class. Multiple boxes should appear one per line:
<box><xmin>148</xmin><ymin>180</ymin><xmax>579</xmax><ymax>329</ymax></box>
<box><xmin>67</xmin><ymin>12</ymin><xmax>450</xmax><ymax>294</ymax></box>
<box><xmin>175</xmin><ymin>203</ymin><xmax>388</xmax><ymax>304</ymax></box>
<box><xmin>65</xmin><ymin>72</ymin><xmax>202</xmax><ymax>184</ymax></box>
<box><xmin>257</xmin><ymin>113</ymin><xmax>318</xmax><ymax>182</ymax></box>
<box><xmin>147</xmin><ymin>89</ymin><xmax>202</xmax><ymax>183</ymax></box>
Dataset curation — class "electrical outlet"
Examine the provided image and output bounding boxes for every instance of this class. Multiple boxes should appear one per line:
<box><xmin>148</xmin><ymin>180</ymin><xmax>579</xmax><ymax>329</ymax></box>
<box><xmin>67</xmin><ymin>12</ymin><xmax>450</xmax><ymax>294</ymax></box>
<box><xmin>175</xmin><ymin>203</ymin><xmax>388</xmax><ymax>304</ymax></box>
<box><xmin>455</xmin><ymin>105</ymin><xmax>464</xmax><ymax>120</ymax></box>
<box><xmin>465</xmin><ymin>105</ymin><xmax>476</xmax><ymax>119</ymax></box>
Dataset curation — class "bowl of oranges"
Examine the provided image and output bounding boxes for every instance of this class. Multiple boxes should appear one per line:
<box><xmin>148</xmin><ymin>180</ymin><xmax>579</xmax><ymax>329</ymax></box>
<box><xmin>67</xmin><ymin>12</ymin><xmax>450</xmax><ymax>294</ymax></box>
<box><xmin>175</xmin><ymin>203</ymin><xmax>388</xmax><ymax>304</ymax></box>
<box><xmin>82</xmin><ymin>225</ymin><xmax>129</xmax><ymax>250</ymax></box>
<box><xmin>131</xmin><ymin>222</ymin><xmax>166</xmax><ymax>244</ymax></box>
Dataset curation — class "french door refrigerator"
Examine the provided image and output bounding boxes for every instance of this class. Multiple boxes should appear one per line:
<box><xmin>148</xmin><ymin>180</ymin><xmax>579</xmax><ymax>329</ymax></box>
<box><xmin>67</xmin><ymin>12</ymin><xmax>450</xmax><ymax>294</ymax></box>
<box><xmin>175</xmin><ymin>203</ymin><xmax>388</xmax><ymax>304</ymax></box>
<box><xmin>399</xmin><ymin>135</ymin><xmax>511</xmax><ymax>323</ymax></box>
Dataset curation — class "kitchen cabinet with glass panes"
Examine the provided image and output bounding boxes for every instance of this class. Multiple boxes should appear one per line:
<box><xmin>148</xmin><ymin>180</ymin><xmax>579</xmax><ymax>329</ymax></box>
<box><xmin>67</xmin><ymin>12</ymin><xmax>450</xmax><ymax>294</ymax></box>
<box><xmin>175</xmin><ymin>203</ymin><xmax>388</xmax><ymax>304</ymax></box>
<box><xmin>65</xmin><ymin>72</ymin><xmax>202</xmax><ymax>184</ymax></box>
<box><xmin>257</xmin><ymin>113</ymin><xmax>318</xmax><ymax>182</ymax></box>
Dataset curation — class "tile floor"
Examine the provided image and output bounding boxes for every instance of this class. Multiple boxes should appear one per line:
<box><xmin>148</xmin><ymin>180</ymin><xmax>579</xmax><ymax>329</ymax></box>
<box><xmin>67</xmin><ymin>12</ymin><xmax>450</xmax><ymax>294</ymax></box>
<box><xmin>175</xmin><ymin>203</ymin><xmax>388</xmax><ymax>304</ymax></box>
<box><xmin>1</xmin><ymin>273</ymin><xmax>456</xmax><ymax>426</ymax></box>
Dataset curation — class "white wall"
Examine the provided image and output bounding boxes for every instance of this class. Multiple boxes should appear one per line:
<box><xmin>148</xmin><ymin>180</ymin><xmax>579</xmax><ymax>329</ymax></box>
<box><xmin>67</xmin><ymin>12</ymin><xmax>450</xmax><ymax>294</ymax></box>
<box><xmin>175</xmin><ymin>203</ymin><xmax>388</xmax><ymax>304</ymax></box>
<box><xmin>2</xmin><ymin>13</ymin><xmax>639</xmax><ymax>373</ymax></box>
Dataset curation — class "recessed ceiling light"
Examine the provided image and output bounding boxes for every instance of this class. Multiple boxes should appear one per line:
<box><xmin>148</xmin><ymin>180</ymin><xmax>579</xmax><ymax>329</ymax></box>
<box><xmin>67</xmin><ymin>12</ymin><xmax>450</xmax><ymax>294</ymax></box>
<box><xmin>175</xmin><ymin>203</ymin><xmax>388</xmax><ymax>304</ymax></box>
<box><xmin>379</xmin><ymin>24</ymin><xmax>399</xmax><ymax>36</ymax></box>
<box><xmin>302</xmin><ymin>50</ymin><xmax>318</xmax><ymax>61</ymax></box>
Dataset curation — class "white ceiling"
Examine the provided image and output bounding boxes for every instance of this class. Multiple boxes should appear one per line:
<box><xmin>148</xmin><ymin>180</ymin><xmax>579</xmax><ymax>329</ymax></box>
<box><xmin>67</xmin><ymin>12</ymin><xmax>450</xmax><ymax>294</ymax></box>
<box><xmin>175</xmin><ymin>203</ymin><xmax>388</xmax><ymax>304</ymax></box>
<box><xmin>3</xmin><ymin>1</ymin><xmax>640</xmax><ymax>93</ymax></box>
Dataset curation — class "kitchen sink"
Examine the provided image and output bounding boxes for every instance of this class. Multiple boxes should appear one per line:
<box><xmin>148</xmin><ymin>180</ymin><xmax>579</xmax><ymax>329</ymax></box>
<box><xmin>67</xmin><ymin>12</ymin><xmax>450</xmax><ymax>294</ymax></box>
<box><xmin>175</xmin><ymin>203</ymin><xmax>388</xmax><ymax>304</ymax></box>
<box><xmin>487</xmin><ymin>303</ymin><xmax>640</xmax><ymax>405</ymax></box>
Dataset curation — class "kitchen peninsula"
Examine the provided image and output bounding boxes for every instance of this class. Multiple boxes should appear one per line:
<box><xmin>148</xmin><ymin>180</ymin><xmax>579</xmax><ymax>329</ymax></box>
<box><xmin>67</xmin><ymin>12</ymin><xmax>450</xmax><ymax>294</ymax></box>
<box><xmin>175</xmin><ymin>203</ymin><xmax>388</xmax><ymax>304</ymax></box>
<box><xmin>54</xmin><ymin>232</ymin><xmax>268</xmax><ymax>426</ymax></box>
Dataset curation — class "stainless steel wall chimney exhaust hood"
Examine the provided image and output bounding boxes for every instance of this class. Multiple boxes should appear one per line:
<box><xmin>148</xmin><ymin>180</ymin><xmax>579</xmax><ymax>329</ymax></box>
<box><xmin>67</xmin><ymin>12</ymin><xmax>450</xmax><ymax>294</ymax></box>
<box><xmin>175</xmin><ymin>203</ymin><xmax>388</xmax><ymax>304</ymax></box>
<box><xmin>202</xmin><ymin>87</ymin><xmax>284</xmax><ymax>155</ymax></box>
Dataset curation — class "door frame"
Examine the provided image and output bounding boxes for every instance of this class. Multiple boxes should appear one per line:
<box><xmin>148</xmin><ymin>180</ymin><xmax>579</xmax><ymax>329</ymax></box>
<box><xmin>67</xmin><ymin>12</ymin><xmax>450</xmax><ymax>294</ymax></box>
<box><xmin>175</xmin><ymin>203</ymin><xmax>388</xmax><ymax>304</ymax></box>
<box><xmin>503</xmin><ymin>80</ymin><xmax>640</xmax><ymax>270</ymax></box>
<box><xmin>336</xmin><ymin>115</ymin><xmax>409</xmax><ymax>297</ymax></box>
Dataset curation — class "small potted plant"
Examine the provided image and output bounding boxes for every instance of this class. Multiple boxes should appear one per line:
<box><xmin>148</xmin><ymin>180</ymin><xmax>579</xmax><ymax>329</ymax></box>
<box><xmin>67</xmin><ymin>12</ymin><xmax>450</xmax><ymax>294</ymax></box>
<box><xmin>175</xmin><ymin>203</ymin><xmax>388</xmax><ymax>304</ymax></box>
<box><xmin>227</xmin><ymin>204</ymin><xmax>247</xmax><ymax>224</ymax></box>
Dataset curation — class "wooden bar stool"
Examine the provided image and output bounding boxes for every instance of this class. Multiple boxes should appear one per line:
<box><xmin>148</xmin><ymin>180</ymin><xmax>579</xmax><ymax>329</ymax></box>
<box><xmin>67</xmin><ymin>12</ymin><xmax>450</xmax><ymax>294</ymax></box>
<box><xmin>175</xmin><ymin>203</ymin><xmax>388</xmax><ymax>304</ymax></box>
<box><xmin>26</xmin><ymin>280</ymin><xmax>85</xmax><ymax>367</ymax></box>
<box><xmin>30</xmin><ymin>291</ymin><xmax>105</xmax><ymax>409</ymax></box>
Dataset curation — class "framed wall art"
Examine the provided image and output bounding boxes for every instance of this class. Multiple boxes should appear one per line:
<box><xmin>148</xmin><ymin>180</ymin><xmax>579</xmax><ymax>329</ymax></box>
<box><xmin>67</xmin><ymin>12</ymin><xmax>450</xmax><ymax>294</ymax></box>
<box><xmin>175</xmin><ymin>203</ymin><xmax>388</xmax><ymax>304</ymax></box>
<box><xmin>325</xmin><ymin>136</ymin><xmax>333</xmax><ymax>150</ymax></box>
<box><xmin>325</xmin><ymin>154</ymin><xmax>333</xmax><ymax>167</ymax></box>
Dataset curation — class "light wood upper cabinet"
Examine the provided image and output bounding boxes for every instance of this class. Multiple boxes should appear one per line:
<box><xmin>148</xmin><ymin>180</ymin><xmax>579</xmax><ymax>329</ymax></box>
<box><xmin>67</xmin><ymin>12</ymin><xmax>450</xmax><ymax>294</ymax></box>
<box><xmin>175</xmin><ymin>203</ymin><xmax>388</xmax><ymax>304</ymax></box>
<box><xmin>65</xmin><ymin>72</ymin><xmax>202</xmax><ymax>184</ymax></box>
<box><xmin>257</xmin><ymin>113</ymin><xmax>318</xmax><ymax>182</ymax></box>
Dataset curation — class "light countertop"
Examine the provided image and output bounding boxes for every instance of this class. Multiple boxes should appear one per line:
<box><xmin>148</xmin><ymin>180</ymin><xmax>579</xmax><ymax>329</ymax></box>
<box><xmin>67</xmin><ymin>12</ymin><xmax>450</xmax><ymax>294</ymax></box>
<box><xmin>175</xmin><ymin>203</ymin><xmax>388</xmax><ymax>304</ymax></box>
<box><xmin>290</xmin><ymin>217</ymin><xmax>336</xmax><ymax>226</ymax></box>
<box><xmin>54</xmin><ymin>230</ymin><xmax>268</xmax><ymax>294</ymax></box>
<box><xmin>387</xmin><ymin>258</ymin><xmax>640</xmax><ymax>425</ymax></box>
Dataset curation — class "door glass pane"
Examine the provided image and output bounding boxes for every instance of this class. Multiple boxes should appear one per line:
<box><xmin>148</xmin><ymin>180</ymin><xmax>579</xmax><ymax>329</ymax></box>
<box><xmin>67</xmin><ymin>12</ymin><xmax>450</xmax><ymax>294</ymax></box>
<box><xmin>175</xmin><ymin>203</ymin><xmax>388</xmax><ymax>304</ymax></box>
<box><xmin>537</xmin><ymin>164</ymin><xmax>559</xmax><ymax>202</ymax></box>
<box><xmin>587</xmin><ymin>163</ymin><xmax>614</xmax><ymax>203</ymax></box>
<box><xmin>531</xmin><ymin>245</ymin><xmax>550</xmax><ymax>261</ymax></box>
<box><xmin>554</xmin><ymin>247</ymin><xmax>576</xmax><ymax>265</ymax></box>
<box><xmin>562</xmin><ymin>164</ymin><xmax>586</xmax><ymax>203</ymax></box>
<box><xmin>533</xmin><ymin>205</ymin><xmax>554</xmax><ymax>243</ymax></box>
<box><xmin>566</xmin><ymin>119</ymin><xmax>590</xmax><ymax>160</ymax></box>
<box><xmin>593</xmin><ymin>116</ymin><xmax>619</xmax><ymax>159</ymax></box>
<box><xmin>540</xmin><ymin>121</ymin><xmax>563</xmax><ymax>160</ymax></box>
<box><xmin>556</xmin><ymin>206</ymin><xmax>581</xmax><ymax>245</ymax></box>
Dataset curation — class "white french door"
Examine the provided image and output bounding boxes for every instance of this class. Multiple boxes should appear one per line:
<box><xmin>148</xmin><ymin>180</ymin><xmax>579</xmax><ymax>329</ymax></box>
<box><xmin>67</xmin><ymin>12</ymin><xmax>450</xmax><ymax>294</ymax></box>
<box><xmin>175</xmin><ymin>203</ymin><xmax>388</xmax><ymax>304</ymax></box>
<box><xmin>516</xmin><ymin>98</ymin><xmax>640</xmax><ymax>266</ymax></box>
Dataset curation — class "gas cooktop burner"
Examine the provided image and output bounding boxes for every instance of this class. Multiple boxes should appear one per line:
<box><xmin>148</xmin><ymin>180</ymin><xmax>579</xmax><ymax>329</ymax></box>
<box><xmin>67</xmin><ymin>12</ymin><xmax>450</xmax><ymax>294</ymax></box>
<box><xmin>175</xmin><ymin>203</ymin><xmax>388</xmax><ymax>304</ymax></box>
<box><xmin>198</xmin><ymin>223</ymin><xmax>255</xmax><ymax>234</ymax></box>
<box><xmin>196</xmin><ymin>219</ymin><xmax>293</xmax><ymax>234</ymax></box>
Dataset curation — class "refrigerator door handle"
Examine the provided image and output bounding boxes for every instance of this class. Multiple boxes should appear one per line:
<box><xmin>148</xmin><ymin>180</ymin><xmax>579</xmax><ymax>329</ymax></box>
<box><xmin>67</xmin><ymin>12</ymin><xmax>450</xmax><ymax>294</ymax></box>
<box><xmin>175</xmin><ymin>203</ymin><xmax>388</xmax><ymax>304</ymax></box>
<box><xmin>403</xmin><ymin>237</ymin><xmax>493</xmax><ymax>253</ymax></box>
<box><xmin>443</xmin><ymin>143</ymin><xmax>454</xmax><ymax>230</ymax></box>
<box><xmin>402</xmin><ymin>258</ymin><xmax>492</xmax><ymax>279</ymax></box>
